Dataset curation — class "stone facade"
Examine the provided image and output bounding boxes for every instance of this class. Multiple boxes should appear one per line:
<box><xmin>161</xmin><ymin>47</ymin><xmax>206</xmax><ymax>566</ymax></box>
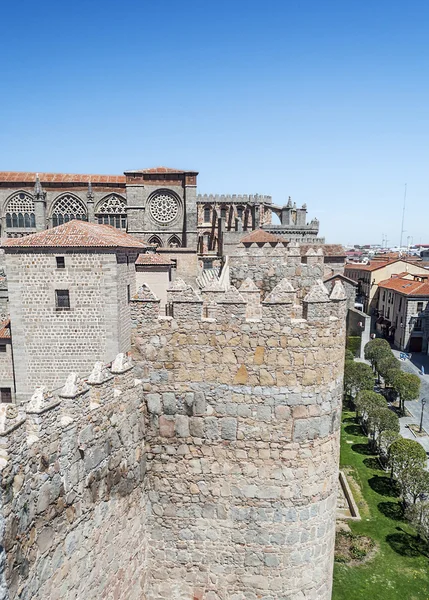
<box><xmin>4</xmin><ymin>248</ymin><xmax>139</xmax><ymax>401</ymax></box>
<box><xmin>0</xmin><ymin>169</ymin><xmax>323</xmax><ymax>255</ymax></box>
<box><xmin>0</xmin><ymin>270</ymin><xmax>347</xmax><ymax>599</ymax></box>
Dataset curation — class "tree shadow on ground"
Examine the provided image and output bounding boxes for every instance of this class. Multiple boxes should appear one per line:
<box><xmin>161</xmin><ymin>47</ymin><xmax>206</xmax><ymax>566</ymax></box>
<box><xmin>378</xmin><ymin>501</ymin><xmax>404</xmax><ymax>521</ymax></box>
<box><xmin>363</xmin><ymin>457</ymin><xmax>384</xmax><ymax>471</ymax></box>
<box><xmin>345</xmin><ymin>424</ymin><xmax>363</xmax><ymax>436</ymax></box>
<box><xmin>369</xmin><ymin>475</ymin><xmax>400</xmax><ymax>497</ymax></box>
<box><xmin>351</xmin><ymin>443</ymin><xmax>374</xmax><ymax>456</ymax></box>
<box><xmin>343</xmin><ymin>416</ymin><xmax>357</xmax><ymax>424</ymax></box>
<box><xmin>386</xmin><ymin>529</ymin><xmax>429</xmax><ymax>558</ymax></box>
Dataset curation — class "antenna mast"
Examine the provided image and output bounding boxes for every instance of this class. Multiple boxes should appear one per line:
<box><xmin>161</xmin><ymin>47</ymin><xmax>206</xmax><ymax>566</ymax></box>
<box><xmin>399</xmin><ymin>183</ymin><xmax>407</xmax><ymax>248</ymax></box>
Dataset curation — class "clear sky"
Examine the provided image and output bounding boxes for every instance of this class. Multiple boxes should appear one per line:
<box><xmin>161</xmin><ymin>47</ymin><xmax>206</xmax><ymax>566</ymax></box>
<box><xmin>1</xmin><ymin>0</ymin><xmax>428</xmax><ymax>245</ymax></box>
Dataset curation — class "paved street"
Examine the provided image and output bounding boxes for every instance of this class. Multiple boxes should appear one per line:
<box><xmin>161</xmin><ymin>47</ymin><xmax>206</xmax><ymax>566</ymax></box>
<box><xmin>391</xmin><ymin>349</ymin><xmax>429</xmax><ymax>466</ymax></box>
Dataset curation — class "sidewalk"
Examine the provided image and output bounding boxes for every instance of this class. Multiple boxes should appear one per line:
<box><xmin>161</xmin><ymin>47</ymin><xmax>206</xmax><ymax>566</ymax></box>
<box><xmin>391</xmin><ymin>349</ymin><xmax>429</xmax><ymax>468</ymax></box>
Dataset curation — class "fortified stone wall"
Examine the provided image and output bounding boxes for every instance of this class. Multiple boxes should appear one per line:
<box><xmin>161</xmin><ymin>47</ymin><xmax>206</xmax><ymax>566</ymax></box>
<box><xmin>228</xmin><ymin>242</ymin><xmax>325</xmax><ymax>298</ymax></box>
<box><xmin>0</xmin><ymin>276</ymin><xmax>346</xmax><ymax>600</ymax></box>
<box><xmin>130</xmin><ymin>277</ymin><xmax>347</xmax><ymax>600</ymax></box>
<box><xmin>0</xmin><ymin>355</ymin><xmax>147</xmax><ymax>600</ymax></box>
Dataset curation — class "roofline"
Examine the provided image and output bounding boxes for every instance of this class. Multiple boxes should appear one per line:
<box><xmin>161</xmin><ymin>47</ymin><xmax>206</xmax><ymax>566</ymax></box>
<box><xmin>2</xmin><ymin>244</ymin><xmax>147</xmax><ymax>252</ymax></box>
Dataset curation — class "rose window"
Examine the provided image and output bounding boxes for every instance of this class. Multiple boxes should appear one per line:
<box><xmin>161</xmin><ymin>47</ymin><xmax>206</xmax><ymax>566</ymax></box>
<box><xmin>149</xmin><ymin>193</ymin><xmax>179</xmax><ymax>224</ymax></box>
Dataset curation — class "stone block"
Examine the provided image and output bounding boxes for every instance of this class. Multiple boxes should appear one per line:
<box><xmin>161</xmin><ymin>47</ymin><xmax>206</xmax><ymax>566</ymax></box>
<box><xmin>146</xmin><ymin>393</ymin><xmax>162</xmax><ymax>415</ymax></box>
<box><xmin>175</xmin><ymin>415</ymin><xmax>190</xmax><ymax>438</ymax></box>
<box><xmin>162</xmin><ymin>393</ymin><xmax>176</xmax><ymax>415</ymax></box>
<box><xmin>159</xmin><ymin>415</ymin><xmax>175</xmax><ymax>438</ymax></box>
<box><xmin>193</xmin><ymin>392</ymin><xmax>206</xmax><ymax>416</ymax></box>
<box><xmin>219</xmin><ymin>417</ymin><xmax>237</xmax><ymax>441</ymax></box>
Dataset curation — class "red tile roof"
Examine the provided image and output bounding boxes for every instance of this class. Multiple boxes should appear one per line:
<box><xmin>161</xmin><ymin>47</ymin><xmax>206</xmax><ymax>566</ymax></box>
<box><xmin>124</xmin><ymin>166</ymin><xmax>196</xmax><ymax>174</ymax></box>
<box><xmin>240</xmin><ymin>230</ymin><xmax>288</xmax><ymax>244</ymax></box>
<box><xmin>345</xmin><ymin>259</ymin><xmax>425</xmax><ymax>272</ymax></box>
<box><xmin>136</xmin><ymin>253</ymin><xmax>173</xmax><ymax>266</ymax></box>
<box><xmin>378</xmin><ymin>276</ymin><xmax>429</xmax><ymax>296</ymax></box>
<box><xmin>0</xmin><ymin>172</ymin><xmax>126</xmax><ymax>184</ymax></box>
<box><xmin>0</xmin><ymin>319</ymin><xmax>11</xmax><ymax>339</ymax></box>
<box><xmin>2</xmin><ymin>221</ymin><xmax>149</xmax><ymax>250</ymax></box>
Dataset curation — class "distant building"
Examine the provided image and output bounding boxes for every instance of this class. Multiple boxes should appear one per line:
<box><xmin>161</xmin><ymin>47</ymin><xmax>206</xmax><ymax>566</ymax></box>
<box><xmin>376</xmin><ymin>273</ymin><xmax>429</xmax><ymax>353</ymax></box>
<box><xmin>344</xmin><ymin>258</ymin><xmax>428</xmax><ymax>314</ymax></box>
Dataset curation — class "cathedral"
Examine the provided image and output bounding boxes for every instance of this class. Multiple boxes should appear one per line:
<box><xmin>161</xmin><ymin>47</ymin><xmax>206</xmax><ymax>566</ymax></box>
<box><xmin>0</xmin><ymin>167</ymin><xmax>323</xmax><ymax>253</ymax></box>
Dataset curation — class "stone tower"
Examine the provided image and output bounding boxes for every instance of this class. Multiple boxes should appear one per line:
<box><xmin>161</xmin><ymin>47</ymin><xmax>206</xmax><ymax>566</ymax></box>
<box><xmin>124</xmin><ymin>166</ymin><xmax>199</xmax><ymax>248</ymax></box>
<box><xmin>3</xmin><ymin>220</ymin><xmax>148</xmax><ymax>401</ymax></box>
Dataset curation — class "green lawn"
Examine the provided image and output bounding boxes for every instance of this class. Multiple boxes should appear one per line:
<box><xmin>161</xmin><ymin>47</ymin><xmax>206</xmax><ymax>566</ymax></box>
<box><xmin>332</xmin><ymin>411</ymin><xmax>429</xmax><ymax>600</ymax></box>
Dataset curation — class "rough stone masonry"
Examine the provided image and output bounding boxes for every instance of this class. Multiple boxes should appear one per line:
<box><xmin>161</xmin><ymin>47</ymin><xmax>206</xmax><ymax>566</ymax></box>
<box><xmin>0</xmin><ymin>275</ymin><xmax>346</xmax><ymax>600</ymax></box>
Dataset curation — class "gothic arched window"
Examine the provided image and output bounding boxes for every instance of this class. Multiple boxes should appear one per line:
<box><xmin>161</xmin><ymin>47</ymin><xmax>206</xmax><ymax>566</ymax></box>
<box><xmin>148</xmin><ymin>236</ymin><xmax>163</xmax><ymax>247</ymax></box>
<box><xmin>51</xmin><ymin>195</ymin><xmax>87</xmax><ymax>227</ymax></box>
<box><xmin>6</xmin><ymin>193</ymin><xmax>36</xmax><ymax>229</ymax></box>
<box><xmin>95</xmin><ymin>195</ymin><xmax>127</xmax><ymax>229</ymax></box>
<box><xmin>168</xmin><ymin>235</ymin><xmax>181</xmax><ymax>248</ymax></box>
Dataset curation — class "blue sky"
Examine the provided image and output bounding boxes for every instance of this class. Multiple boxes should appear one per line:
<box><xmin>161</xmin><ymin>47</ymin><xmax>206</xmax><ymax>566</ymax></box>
<box><xmin>1</xmin><ymin>0</ymin><xmax>428</xmax><ymax>245</ymax></box>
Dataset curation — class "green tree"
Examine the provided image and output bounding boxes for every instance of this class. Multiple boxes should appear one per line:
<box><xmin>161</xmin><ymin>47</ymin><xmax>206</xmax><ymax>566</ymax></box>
<box><xmin>364</xmin><ymin>338</ymin><xmax>391</xmax><ymax>371</ymax></box>
<box><xmin>389</xmin><ymin>438</ymin><xmax>427</xmax><ymax>479</ymax></box>
<box><xmin>344</xmin><ymin>362</ymin><xmax>374</xmax><ymax>400</ymax></box>
<box><xmin>355</xmin><ymin>390</ymin><xmax>386</xmax><ymax>423</ymax></box>
<box><xmin>378</xmin><ymin>354</ymin><xmax>400</xmax><ymax>386</ymax></box>
<box><xmin>398</xmin><ymin>466</ymin><xmax>429</xmax><ymax>506</ymax></box>
<box><xmin>392</xmin><ymin>371</ymin><xmax>421</xmax><ymax>415</ymax></box>
<box><xmin>379</xmin><ymin>429</ymin><xmax>400</xmax><ymax>456</ymax></box>
<box><xmin>368</xmin><ymin>407</ymin><xmax>400</xmax><ymax>449</ymax></box>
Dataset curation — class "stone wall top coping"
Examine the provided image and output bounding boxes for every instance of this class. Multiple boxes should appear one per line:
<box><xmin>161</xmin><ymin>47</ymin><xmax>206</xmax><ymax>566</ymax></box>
<box><xmin>0</xmin><ymin>419</ymin><xmax>26</xmax><ymax>437</ymax></box>
<box><xmin>26</xmin><ymin>399</ymin><xmax>62</xmax><ymax>415</ymax></box>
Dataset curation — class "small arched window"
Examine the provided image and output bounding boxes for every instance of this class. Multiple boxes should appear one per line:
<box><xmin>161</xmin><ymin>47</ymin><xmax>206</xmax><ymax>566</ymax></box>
<box><xmin>168</xmin><ymin>235</ymin><xmax>181</xmax><ymax>248</ymax></box>
<box><xmin>220</xmin><ymin>206</ymin><xmax>227</xmax><ymax>219</ymax></box>
<box><xmin>204</xmin><ymin>206</ymin><xmax>211</xmax><ymax>223</ymax></box>
<box><xmin>95</xmin><ymin>195</ymin><xmax>127</xmax><ymax>229</ymax></box>
<box><xmin>237</xmin><ymin>206</ymin><xmax>244</xmax><ymax>219</ymax></box>
<box><xmin>51</xmin><ymin>195</ymin><xmax>87</xmax><ymax>227</ymax></box>
<box><xmin>148</xmin><ymin>236</ymin><xmax>163</xmax><ymax>248</ymax></box>
<box><xmin>6</xmin><ymin>193</ymin><xmax>36</xmax><ymax>230</ymax></box>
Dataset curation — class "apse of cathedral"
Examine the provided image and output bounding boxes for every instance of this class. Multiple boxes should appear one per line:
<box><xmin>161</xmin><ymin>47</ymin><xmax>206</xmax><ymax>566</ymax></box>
<box><xmin>0</xmin><ymin>167</ymin><xmax>323</xmax><ymax>252</ymax></box>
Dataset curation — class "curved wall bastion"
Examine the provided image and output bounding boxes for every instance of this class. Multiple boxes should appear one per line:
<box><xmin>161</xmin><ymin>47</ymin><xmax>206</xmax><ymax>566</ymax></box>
<box><xmin>0</xmin><ymin>277</ymin><xmax>346</xmax><ymax>600</ymax></box>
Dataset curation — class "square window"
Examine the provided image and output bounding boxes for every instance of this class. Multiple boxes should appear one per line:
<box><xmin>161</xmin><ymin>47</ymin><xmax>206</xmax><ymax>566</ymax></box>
<box><xmin>0</xmin><ymin>345</ymin><xmax>6</xmax><ymax>353</ymax></box>
<box><xmin>417</xmin><ymin>302</ymin><xmax>424</xmax><ymax>313</ymax></box>
<box><xmin>0</xmin><ymin>388</ymin><xmax>12</xmax><ymax>403</ymax></box>
<box><xmin>56</xmin><ymin>256</ymin><xmax>65</xmax><ymax>269</ymax></box>
<box><xmin>55</xmin><ymin>289</ymin><xmax>70</xmax><ymax>309</ymax></box>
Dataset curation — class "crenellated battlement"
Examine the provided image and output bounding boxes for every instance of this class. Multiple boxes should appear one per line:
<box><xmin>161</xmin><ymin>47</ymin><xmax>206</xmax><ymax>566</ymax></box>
<box><xmin>197</xmin><ymin>193</ymin><xmax>272</xmax><ymax>205</ymax></box>
<box><xmin>131</xmin><ymin>276</ymin><xmax>347</xmax><ymax>328</ymax></box>
<box><xmin>0</xmin><ymin>354</ymin><xmax>147</xmax><ymax>600</ymax></box>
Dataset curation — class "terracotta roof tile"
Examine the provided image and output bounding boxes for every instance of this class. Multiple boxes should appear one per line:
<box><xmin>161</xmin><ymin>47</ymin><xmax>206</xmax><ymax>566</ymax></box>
<box><xmin>0</xmin><ymin>319</ymin><xmax>11</xmax><ymax>339</ymax></box>
<box><xmin>0</xmin><ymin>172</ymin><xmax>126</xmax><ymax>185</ymax></box>
<box><xmin>136</xmin><ymin>253</ymin><xmax>173</xmax><ymax>266</ymax></box>
<box><xmin>345</xmin><ymin>258</ymin><xmax>425</xmax><ymax>272</ymax></box>
<box><xmin>2</xmin><ymin>221</ymin><xmax>149</xmax><ymax>250</ymax></box>
<box><xmin>240</xmin><ymin>230</ymin><xmax>288</xmax><ymax>244</ymax></box>
<box><xmin>378</xmin><ymin>276</ymin><xmax>429</xmax><ymax>296</ymax></box>
<box><xmin>124</xmin><ymin>166</ymin><xmax>196</xmax><ymax>174</ymax></box>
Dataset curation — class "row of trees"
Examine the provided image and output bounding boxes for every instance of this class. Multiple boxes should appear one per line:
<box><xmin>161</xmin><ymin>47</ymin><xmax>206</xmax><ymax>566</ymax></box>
<box><xmin>344</xmin><ymin>338</ymin><xmax>421</xmax><ymax>415</ymax></box>
<box><xmin>345</xmin><ymin>338</ymin><xmax>428</xmax><ymax>541</ymax></box>
<box><xmin>364</xmin><ymin>338</ymin><xmax>420</xmax><ymax>414</ymax></box>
